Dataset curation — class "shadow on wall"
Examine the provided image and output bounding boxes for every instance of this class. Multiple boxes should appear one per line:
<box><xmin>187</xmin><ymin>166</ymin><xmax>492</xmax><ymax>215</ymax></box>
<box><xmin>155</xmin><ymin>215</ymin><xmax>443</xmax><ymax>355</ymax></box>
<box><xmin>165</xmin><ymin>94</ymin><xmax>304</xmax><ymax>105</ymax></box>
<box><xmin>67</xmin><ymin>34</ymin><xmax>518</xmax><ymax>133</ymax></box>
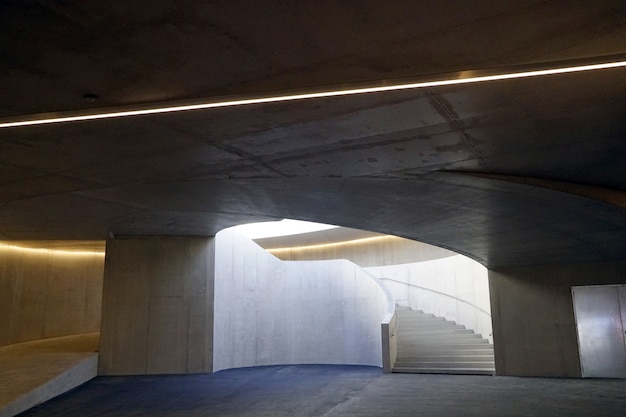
<box><xmin>213</xmin><ymin>227</ymin><xmax>392</xmax><ymax>372</ymax></box>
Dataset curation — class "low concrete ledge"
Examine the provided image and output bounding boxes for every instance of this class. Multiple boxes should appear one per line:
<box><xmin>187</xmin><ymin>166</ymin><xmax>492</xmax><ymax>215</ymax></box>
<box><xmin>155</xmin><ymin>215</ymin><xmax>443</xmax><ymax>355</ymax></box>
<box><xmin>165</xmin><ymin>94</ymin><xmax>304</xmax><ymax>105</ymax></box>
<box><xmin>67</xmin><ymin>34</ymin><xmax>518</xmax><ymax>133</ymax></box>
<box><xmin>0</xmin><ymin>354</ymin><xmax>98</xmax><ymax>417</ymax></box>
<box><xmin>0</xmin><ymin>334</ymin><xmax>99</xmax><ymax>417</ymax></box>
<box><xmin>381</xmin><ymin>310</ymin><xmax>398</xmax><ymax>373</ymax></box>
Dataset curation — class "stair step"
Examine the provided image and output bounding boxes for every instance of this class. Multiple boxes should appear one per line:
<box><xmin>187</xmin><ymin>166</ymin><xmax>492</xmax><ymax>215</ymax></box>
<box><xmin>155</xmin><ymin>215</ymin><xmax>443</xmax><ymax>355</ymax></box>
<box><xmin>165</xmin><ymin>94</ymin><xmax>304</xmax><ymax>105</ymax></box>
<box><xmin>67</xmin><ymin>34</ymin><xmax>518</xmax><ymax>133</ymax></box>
<box><xmin>398</xmin><ymin>332</ymin><xmax>482</xmax><ymax>339</ymax></box>
<box><xmin>396</xmin><ymin>355</ymin><xmax>494</xmax><ymax>362</ymax></box>
<box><xmin>394</xmin><ymin>361</ymin><xmax>494</xmax><ymax>369</ymax></box>
<box><xmin>398</xmin><ymin>325</ymin><xmax>465</xmax><ymax>332</ymax></box>
<box><xmin>398</xmin><ymin>323</ymin><xmax>465</xmax><ymax>330</ymax></box>
<box><xmin>397</xmin><ymin>348</ymin><xmax>493</xmax><ymax>356</ymax></box>
<box><xmin>397</xmin><ymin>312</ymin><xmax>445</xmax><ymax>318</ymax></box>
<box><xmin>397</xmin><ymin>342</ymin><xmax>493</xmax><ymax>348</ymax></box>
<box><xmin>397</xmin><ymin>316</ymin><xmax>447</xmax><ymax>323</ymax></box>
<box><xmin>392</xmin><ymin>367</ymin><xmax>495</xmax><ymax>376</ymax></box>
<box><xmin>398</xmin><ymin>339</ymin><xmax>489</xmax><ymax>346</ymax></box>
<box><xmin>398</xmin><ymin>328</ymin><xmax>473</xmax><ymax>335</ymax></box>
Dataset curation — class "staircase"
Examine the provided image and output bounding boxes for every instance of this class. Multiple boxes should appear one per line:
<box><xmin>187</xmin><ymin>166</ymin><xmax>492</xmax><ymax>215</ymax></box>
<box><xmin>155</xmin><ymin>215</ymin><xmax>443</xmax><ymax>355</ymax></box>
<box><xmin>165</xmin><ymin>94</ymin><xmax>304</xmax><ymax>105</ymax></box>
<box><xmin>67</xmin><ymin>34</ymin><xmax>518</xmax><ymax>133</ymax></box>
<box><xmin>393</xmin><ymin>307</ymin><xmax>495</xmax><ymax>375</ymax></box>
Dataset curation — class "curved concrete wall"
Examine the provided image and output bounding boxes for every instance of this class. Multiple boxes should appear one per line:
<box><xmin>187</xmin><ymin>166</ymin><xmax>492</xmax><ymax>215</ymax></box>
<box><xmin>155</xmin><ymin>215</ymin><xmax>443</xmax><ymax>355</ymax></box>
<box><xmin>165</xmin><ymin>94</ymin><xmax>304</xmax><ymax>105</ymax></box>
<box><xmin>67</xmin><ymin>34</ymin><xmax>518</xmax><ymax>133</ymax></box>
<box><xmin>255</xmin><ymin>226</ymin><xmax>491</xmax><ymax>340</ymax></box>
<box><xmin>366</xmin><ymin>256</ymin><xmax>492</xmax><ymax>342</ymax></box>
<box><xmin>256</xmin><ymin>227</ymin><xmax>457</xmax><ymax>267</ymax></box>
<box><xmin>0</xmin><ymin>244</ymin><xmax>104</xmax><ymax>346</ymax></box>
<box><xmin>214</xmin><ymin>228</ymin><xmax>389</xmax><ymax>371</ymax></box>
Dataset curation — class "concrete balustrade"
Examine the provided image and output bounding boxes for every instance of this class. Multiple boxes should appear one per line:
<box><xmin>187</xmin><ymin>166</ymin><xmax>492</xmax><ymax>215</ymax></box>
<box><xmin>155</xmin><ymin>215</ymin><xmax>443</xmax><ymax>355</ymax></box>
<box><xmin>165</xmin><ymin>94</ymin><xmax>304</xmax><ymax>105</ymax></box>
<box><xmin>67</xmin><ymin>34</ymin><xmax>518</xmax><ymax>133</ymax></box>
<box><xmin>381</xmin><ymin>310</ymin><xmax>398</xmax><ymax>373</ymax></box>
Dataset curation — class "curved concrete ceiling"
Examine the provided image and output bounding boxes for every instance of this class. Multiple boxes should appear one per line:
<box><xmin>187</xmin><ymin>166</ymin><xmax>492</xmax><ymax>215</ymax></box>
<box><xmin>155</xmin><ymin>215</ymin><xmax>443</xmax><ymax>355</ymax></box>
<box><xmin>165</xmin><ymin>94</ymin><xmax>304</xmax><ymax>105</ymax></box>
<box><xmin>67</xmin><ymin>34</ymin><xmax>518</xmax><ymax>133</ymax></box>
<box><xmin>1</xmin><ymin>1</ymin><xmax>626</xmax><ymax>268</ymax></box>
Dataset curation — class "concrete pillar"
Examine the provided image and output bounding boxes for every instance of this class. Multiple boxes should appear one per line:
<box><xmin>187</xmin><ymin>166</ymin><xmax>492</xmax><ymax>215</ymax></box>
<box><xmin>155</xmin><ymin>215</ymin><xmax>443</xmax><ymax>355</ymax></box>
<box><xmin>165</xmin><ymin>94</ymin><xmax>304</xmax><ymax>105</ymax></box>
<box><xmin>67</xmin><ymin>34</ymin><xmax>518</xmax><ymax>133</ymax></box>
<box><xmin>98</xmin><ymin>237</ymin><xmax>214</xmax><ymax>375</ymax></box>
<box><xmin>488</xmin><ymin>261</ymin><xmax>626</xmax><ymax>378</ymax></box>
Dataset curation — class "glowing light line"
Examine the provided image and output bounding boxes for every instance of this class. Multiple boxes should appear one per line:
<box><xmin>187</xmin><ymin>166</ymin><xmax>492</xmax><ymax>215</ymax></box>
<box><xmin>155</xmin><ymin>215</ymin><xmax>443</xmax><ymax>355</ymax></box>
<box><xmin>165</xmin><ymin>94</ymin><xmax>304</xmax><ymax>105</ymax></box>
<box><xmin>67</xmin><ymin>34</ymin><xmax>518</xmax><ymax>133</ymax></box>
<box><xmin>1</xmin><ymin>60</ymin><xmax>625</xmax><ymax>128</ymax></box>
<box><xmin>0</xmin><ymin>243</ymin><xmax>105</xmax><ymax>257</ymax></box>
<box><xmin>267</xmin><ymin>235</ymin><xmax>397</xmax><ymax>253</ymax></box>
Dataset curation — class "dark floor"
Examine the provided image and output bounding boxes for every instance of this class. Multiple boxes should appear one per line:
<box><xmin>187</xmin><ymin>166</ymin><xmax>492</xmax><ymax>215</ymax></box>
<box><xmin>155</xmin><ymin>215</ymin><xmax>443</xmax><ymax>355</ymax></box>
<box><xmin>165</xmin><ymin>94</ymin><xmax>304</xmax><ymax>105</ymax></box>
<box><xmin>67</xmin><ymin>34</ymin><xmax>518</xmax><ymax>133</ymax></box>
<box><xmin>18</xmin><ymin>365</ymin><xmax>626</xmax><ymax>417</ymax></box>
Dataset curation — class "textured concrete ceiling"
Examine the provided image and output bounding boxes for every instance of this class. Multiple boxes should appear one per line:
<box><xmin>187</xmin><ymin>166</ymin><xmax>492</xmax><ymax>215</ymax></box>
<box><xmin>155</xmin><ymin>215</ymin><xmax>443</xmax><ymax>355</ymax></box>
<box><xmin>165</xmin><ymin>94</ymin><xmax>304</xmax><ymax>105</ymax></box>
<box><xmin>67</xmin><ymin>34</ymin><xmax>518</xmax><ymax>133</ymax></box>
<box><xmin>1</xmin><ymin>1</ymin><xmax>626</xmax><ymax>268</ymax></box>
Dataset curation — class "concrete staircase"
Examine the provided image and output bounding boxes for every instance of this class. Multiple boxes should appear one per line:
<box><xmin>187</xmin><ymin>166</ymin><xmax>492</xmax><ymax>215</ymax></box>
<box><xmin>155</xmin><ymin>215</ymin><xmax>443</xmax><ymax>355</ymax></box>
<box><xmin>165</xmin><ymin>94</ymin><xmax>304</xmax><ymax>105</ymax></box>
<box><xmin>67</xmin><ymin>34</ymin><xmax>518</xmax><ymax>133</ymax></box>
<box><xmin>393</xmin><ymin>307</ymin><xmax>495</xmax><ymax>375</ymax></box>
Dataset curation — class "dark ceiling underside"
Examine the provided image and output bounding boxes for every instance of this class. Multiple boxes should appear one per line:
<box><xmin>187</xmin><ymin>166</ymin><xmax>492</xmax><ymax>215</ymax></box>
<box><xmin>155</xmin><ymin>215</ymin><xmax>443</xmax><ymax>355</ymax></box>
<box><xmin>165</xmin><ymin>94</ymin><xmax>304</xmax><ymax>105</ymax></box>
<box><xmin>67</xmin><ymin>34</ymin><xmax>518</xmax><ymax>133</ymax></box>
<box><xmin>1</xmin><ymin>0</ymin><xmax>626</xmax><ymax>268</ymax></box>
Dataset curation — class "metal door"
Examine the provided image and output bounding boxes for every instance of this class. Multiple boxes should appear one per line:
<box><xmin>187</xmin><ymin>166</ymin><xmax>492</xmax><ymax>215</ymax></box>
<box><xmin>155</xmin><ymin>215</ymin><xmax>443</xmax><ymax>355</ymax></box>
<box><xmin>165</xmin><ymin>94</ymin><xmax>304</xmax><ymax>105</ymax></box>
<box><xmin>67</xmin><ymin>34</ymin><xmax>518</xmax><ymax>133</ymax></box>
<box><xmin>572</xmin><ymin>285</ymin><xmax>626</xmax><ymax>378</ymax></box>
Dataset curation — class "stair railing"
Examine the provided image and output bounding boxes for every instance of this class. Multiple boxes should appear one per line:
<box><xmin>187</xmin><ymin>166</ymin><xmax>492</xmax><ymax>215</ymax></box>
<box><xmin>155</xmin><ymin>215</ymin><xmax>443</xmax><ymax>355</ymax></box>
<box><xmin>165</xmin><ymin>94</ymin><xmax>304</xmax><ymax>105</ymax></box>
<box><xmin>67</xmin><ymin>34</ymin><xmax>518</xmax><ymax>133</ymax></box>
<box><xmin>380</xmin><ymin>277</ymin><xmax>491</xmax><ymax>317</ymax></box>
<box><xmin>379</xmin><ymin>277</ymin><xmax>492</xmax><ymax>342</ymax></box>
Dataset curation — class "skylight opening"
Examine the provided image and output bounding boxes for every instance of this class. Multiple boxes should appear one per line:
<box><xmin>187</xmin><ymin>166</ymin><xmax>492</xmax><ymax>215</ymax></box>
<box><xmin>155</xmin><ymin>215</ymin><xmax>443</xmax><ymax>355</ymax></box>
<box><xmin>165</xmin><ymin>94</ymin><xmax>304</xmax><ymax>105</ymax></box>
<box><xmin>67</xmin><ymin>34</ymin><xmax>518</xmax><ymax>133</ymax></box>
<box><xmin>234</xmin><ymin>219</ymin><xmax>339</xmax><ymax>239</ymax></box>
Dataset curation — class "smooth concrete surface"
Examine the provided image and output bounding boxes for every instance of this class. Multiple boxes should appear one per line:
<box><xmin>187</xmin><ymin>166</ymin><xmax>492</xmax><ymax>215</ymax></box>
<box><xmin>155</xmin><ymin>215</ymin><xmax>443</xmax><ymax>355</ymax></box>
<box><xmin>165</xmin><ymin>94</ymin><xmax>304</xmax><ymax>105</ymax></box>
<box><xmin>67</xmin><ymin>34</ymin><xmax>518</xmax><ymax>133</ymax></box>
<box><xmin>0</xmin><ymin>244</ymin><xmax>104</xmax><ymax>346</ymax></box>
<box><xmin>17</xmin><ymin>365</ymin><xmax>626</xmax><ymax>417</ymax></box>
<box><xmin>1</xmin><ymin>3</ymin><xmax>626</xmax><ymax>270</ymax></box>
<box><xmin>256</xmin><ymin>227</ymin><xmax>457</xmax><ymax>266</ymax></box>
<box><xmin>214</xmin><ymin>228</ymin><xmax>389</xmax><ymax>371</ymax></box>
<box><xmin>0</xmin><ymin>333</ymin><xmax>98</xmax><ymax>417</ymax></box>
<box><xmin>368</xmin><ymin>255</ymin><xmax>492</xmax><ymax>341</ymax></box>
<box><xmin>2</xmin><ymin>1</ymin><xmax>626</xmax><ymax>389</ymax></box>
<box><xmin>489</xmin><ymin>261</ymin><xmax>626</xmax><ymax>378</ymax></box>
<box><xmin>381</xmin><ymin>310</ymin><xmax>398</xmax><ymax>373</ymax></box>
<box><xmin>99</xmin><ymin>237</ymin><xmax>215</xmax><ymax>375</ymax></box>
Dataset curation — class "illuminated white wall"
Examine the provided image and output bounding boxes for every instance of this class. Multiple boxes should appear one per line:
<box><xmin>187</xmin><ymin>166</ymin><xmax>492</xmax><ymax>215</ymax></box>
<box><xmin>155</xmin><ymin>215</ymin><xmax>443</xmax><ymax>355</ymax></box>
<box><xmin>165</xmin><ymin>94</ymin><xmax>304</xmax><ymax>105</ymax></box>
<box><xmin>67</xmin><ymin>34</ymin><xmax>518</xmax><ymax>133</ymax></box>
<box><xmin>213</xmin><ymin>228</ymin><xmax>390</xmax><ymax>371</ymax></box>
<box><xmin>366</xmin><ymin>256</ymin><xmax>492</xmax><ymax>342</ymax></box>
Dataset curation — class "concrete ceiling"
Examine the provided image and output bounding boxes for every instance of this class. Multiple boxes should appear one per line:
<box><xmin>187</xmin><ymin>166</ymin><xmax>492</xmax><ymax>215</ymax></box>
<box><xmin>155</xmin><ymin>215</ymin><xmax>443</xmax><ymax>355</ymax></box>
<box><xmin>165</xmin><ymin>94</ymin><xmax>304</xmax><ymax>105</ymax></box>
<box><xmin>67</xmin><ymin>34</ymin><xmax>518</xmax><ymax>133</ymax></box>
<box><xmin>1</xmin><ymin>1</ymin><xmax>626</xmax><ymax>268</ymax></box>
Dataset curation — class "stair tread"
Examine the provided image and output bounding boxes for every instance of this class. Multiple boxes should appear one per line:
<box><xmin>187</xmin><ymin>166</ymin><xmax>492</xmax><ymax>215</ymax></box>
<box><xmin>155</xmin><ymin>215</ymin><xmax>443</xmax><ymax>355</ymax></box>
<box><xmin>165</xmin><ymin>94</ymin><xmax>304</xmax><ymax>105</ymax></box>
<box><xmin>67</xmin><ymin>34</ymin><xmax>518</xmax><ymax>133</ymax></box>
<box><xmin>392</xmin><ymin>367</ymin><xmax>495</xmax><ymax>375</ymax></box>
<box><xmin>396</xmin><ymin>356</ymin><xmax>494</xmax><ymax>361</ymax></box>
<box><xmin>394</xmin><ymin>362</ymin><xmax>494</xmax><ymax>367</ymax></box>
<box><xmin>398</xmin><ymin>340</ymin><xmax>488</xmax><ymax>343</ymax></box>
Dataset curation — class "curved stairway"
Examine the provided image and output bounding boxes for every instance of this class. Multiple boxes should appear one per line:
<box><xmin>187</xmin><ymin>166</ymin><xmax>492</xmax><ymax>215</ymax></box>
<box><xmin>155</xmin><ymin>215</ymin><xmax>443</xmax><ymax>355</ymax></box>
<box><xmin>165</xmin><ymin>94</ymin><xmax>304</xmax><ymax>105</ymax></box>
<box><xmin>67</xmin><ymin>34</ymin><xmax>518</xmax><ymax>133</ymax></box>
<box><xmin>393</xmin><ymin>307</ymin><xmax>495</xmax><ymax>375</ymax></box>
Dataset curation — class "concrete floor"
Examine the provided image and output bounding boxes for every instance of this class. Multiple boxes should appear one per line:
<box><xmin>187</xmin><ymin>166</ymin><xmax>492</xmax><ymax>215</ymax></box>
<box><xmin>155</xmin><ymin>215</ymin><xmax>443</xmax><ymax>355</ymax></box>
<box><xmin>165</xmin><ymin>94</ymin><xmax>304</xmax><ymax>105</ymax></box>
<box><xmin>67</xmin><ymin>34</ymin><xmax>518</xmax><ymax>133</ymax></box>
<box><xmin>18</xmin><ymin>365</ymin><xmax>626</xmax><ymax>417</ymax></box>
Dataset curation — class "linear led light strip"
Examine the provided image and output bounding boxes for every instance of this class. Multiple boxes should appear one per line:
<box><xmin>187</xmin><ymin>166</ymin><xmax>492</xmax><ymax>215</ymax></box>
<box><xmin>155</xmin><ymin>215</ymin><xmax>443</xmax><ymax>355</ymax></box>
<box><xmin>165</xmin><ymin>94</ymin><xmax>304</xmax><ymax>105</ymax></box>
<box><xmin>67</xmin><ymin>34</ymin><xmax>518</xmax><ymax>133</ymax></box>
<box><xmin>267</xmin><ymin>235</ymin><xmax>397</xmax><ymax>253</ymax></box>
<box><xmin>0</xmin><ymin>242</ymin><xmax>105</xmax><ymax>256</ymax></box>
<box><xmin>1</xmin><ymin>59</ymin><xmax>625</xmax><ymax>129</ymax></box>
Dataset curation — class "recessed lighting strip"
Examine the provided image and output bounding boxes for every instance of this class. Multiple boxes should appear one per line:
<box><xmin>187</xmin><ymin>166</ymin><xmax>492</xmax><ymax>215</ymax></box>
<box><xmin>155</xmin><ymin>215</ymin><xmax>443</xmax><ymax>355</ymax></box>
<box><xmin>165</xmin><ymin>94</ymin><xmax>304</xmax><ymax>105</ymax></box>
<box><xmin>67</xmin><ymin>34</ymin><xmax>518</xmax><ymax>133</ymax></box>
<box><xmin>267</xmin><ymin>235</ymin><xmax>397</xmax><ymax>253</ymax></box>
<box><xmin>1</xmin><ymin>58</ymin><xmax>625</xmax><ymax>129</ymax></box>
<box><xmin>0</xmin><ymin>242</ymin><xmax>105</xmax><ymax>256</ymax></box>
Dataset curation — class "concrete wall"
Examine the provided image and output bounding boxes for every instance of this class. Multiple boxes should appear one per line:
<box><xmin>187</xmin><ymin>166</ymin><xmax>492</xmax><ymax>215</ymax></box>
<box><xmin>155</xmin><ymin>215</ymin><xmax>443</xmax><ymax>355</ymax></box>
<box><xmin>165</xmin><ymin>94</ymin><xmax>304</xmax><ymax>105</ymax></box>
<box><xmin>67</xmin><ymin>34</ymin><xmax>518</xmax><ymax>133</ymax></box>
<box><xmin>367</xmin><ymin>256</ymin><xmax>492</xmax><ymax>341</ymax></box>
<box><xmin>0</xmin><ymin>244</ymin><xmax>104</xmax><ymax>346</ymax></box>
<box><xmin>489</xmin><ymin>261</ymin><xmax>626</xmax><ymax>377</ymax></box>
<box><xmin>214</xmin><ymin>228</ymin><xmax>389</xmax><ymax>372</ymax></box>
<box><xmin>99</xmin><ymin>237</ymin><xmax>214</xmax><ymax>375</ymax></box>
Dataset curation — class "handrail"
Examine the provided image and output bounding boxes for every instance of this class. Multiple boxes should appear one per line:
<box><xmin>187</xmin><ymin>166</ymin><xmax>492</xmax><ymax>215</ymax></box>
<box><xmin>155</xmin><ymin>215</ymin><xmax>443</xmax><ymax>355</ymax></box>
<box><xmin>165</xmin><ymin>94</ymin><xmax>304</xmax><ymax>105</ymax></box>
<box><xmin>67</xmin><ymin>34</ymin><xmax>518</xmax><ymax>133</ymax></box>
<box><xmin>379</xmin><ymin>277</ymin><xmax>492</xmax><ymax>317</ymax></box>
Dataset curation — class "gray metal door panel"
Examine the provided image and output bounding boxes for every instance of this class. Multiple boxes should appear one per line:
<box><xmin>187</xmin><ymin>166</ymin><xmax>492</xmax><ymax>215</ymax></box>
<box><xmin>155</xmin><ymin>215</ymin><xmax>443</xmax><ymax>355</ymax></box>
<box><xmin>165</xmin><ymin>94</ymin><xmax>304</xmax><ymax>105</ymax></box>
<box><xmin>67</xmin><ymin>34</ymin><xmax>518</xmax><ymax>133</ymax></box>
<box><xmin>619</xmin><ymin>286</ymin><xmax>626</xmax><ymax>342</ymax></box>
<box><xmin>572</xmin><ymin>285</ymin><xmax>626</xmax><ymax>378</ymax></box>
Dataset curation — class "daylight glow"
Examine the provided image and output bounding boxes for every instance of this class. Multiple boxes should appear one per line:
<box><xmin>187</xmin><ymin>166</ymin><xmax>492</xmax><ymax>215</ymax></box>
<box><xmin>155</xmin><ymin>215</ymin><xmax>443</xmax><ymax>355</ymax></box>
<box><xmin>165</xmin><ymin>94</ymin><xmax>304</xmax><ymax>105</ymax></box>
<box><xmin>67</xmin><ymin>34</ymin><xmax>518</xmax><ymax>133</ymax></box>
<box><xmin>1</xmin><ymin>60</ymin><xmax>625</xmax><ymax>128</ymax></box>
<box><xmin>234</xmin><ymin>219</ymin><xmax>339</xmax><ymax>239</ymax></box>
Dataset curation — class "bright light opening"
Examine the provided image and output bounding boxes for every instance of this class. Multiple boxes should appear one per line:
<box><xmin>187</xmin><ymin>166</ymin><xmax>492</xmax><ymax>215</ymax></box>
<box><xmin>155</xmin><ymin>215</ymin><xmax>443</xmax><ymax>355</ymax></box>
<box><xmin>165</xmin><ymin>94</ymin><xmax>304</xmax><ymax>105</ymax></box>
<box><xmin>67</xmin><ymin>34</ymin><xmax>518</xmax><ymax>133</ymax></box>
<box><xmin>234</xmin><ymin>219</ymin><xmax>339</xmax><ymax>239</ymax></box>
